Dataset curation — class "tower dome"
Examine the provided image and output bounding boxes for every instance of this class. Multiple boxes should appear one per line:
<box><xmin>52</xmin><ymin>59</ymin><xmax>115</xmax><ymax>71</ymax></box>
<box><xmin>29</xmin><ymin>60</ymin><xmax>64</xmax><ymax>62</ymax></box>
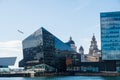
<box><xmin>69</xmin><ymin>36</ymin><xmax>75</xmax><ymax>44</ymax></box>
<box><xmin>65</xmin><ymin>36</ymin><xmax>77</xmax><ymax>51</ymax></box>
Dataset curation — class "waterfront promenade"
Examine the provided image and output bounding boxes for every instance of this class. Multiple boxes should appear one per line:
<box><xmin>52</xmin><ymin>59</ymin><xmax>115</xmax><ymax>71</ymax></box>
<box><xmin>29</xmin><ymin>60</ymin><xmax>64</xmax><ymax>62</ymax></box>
<box><xmin>0</xmin><ymin>72</ymin><xmax>120</xmax><ymax>77</ymax></box>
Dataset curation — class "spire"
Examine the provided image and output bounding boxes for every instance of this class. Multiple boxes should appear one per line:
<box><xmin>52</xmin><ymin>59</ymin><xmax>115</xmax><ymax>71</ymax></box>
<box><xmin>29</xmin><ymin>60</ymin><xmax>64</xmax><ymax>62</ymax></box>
<box><xmin>70</xmin><ymin>36</ymin><xmax>72</xmax><ymax>41</ymax></box>
<box><xmin>92</xmin><ymin>33</ymin><xmax>96</xmax><ymax>41</ymax></box>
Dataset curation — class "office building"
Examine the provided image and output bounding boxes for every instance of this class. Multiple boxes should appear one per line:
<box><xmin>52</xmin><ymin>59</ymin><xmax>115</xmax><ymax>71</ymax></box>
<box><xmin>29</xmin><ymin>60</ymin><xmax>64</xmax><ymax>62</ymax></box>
<box><xmin>101</xmin><ymin>11</ymin><xmax>120</xmax><ymax>71</ymax></box>
<box><xmin>101</xmin><ymin>11</ymin><xmax>120</xmax><ymax>60</ymax></box>
<box><xmin>19</xmin><ymin>27</ymin><xmax>76</xmax><ymax>72</ymax></box>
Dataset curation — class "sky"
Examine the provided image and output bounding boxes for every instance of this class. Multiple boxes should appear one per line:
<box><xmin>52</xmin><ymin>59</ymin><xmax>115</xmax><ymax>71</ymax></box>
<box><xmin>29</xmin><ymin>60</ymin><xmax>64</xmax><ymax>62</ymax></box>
<box><xmin>0</xmin><ymin>0</ymin><xmax>120</xmax><ymax>68</ymax></box>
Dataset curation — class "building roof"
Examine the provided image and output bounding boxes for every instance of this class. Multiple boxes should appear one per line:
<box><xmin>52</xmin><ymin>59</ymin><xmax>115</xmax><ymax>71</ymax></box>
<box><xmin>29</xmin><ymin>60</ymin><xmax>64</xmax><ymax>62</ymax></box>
<box><xmin>0</xmin><ymin>57</ymin><xmax>16</xmax><ymax>66</ymax></box>
<box><xmin>23</xmin><ymin>27</ymin><xmax>74</xmax><ymax>52</ymax></box>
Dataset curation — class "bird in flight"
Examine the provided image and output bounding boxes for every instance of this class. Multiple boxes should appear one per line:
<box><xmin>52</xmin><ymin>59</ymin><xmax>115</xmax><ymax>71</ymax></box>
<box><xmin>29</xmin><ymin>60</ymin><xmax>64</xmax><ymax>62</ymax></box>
<box><xmin>17</xmin><ymin>30</ymin><xmax>24</xmax><ymax>34</ymax></box>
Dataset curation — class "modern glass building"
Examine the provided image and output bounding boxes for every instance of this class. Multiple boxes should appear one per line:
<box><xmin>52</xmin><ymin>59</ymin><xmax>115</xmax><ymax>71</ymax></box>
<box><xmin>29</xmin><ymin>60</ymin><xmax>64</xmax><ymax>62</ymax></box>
<box><xmin>0</xmin><ymin>57</ymin><xmax>16</xmax><ymax>73</ymax></box>
<box><xmin>101</xmin><ymin>11</ymin><xmax>120</xmax><ymax>60</ymax></box>
<box><xmin>19</xmin><ymin>27</ymin><xmax>76</xmax><ymax>72</ymax></box>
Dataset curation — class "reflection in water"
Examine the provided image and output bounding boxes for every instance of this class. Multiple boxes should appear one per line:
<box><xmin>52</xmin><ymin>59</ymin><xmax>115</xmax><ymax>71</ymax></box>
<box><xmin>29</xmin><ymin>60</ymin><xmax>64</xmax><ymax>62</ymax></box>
<box><xmin>1</xmin><ymin>76</ymin><xmax>120</xmax><ymax>80</ymax></box>
<box><xmin>101</xmin><ymin>76</ymin><xmax>120</xmax><ymax>80</ymax></box>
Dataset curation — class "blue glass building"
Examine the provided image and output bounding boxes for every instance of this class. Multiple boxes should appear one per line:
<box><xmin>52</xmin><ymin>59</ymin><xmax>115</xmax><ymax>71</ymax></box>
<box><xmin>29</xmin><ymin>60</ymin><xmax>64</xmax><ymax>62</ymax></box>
<box><xmin>19</xmin><ymin>27</ymin><xmax>76</xmax><ymax>72</ymax></box>
<box><xmin>101</xmin><ymin>11</ymin><xmax>120</xmax><ymax>60</ymax></box>
<box><xmin>101</xmin><ymin>11</ymin><xmax>120</xmax><ymax>71</ymax></box>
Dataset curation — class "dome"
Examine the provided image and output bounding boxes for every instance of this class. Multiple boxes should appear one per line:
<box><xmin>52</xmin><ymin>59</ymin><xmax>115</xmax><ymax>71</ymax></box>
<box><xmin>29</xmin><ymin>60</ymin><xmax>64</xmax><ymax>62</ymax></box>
<box><xmin>65</xmin><ymin>36</ymin><xmax>75</xmax><ymax>46</ymax></box>
<box><xmin>69</xmin><ymin>36</ymin><xmax>75</xmax><ymax>44</ymax></box>
<box><xmin>69</xmin><ymin>40</ymin><xmax>75</xmax><ymax>44</ymax></box>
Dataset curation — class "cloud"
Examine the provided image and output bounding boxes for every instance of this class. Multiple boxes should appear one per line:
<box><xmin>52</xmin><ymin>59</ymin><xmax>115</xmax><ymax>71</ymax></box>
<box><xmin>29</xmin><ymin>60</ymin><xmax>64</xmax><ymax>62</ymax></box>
<box><xmin>0</xmin><ymin>40</ymin><xmax>21</xmax><ymax>47</ymax></box>
<box><xmin>0</xmin><ymin>40</ymin><xmax>22</xmax><ymax>52</ymax></box>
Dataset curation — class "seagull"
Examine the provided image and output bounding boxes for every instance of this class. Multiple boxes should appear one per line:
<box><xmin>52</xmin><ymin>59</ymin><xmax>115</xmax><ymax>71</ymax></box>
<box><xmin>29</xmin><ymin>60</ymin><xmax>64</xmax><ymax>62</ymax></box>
<box><xmin>17</xmin><ymin>30</ymin><xmax>24</xmax><ymax>34</ymax></box>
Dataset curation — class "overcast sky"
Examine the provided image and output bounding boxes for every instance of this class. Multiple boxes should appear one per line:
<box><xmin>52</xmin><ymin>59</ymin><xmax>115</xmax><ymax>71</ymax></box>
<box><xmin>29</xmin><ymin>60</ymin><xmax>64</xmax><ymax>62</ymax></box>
<box><xmin>0</xmin><ymin>0</ymin><xmax>119</xmax><ymax>68</ymax></box>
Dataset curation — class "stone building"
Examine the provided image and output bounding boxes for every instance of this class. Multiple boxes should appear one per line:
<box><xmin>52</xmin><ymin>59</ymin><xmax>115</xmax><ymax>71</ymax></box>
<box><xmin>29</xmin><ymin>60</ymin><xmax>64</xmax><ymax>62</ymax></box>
<box><xmin>85</xmin><ymin>34</ymin><xmax>101</xmax><ymax>62</ymax></box>
<box><xmin>89</xmin><ymin>34</ymin><xmax>99</xmax><ymax>55</ymax></box>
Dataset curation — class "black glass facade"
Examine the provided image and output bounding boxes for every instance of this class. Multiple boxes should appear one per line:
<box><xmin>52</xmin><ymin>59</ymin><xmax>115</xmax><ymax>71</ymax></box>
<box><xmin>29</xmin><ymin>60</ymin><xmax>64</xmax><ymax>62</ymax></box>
<box><xmin>19</xmin><ymin>27</ymin><xmax>75</xmax><ymax>72</ymax></box>
<box><xmin>101</xmin><ymin>11</ymin><xmax>120</xmax><ymax>60</ymax></box>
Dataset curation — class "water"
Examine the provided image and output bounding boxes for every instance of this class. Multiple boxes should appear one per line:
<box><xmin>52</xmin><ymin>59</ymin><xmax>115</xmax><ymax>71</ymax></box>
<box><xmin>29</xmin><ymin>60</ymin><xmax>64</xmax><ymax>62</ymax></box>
<box><xmin>0</xmin><ymin>76</ymin><xmax>120</xmax><ymax>80</ymax></box>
